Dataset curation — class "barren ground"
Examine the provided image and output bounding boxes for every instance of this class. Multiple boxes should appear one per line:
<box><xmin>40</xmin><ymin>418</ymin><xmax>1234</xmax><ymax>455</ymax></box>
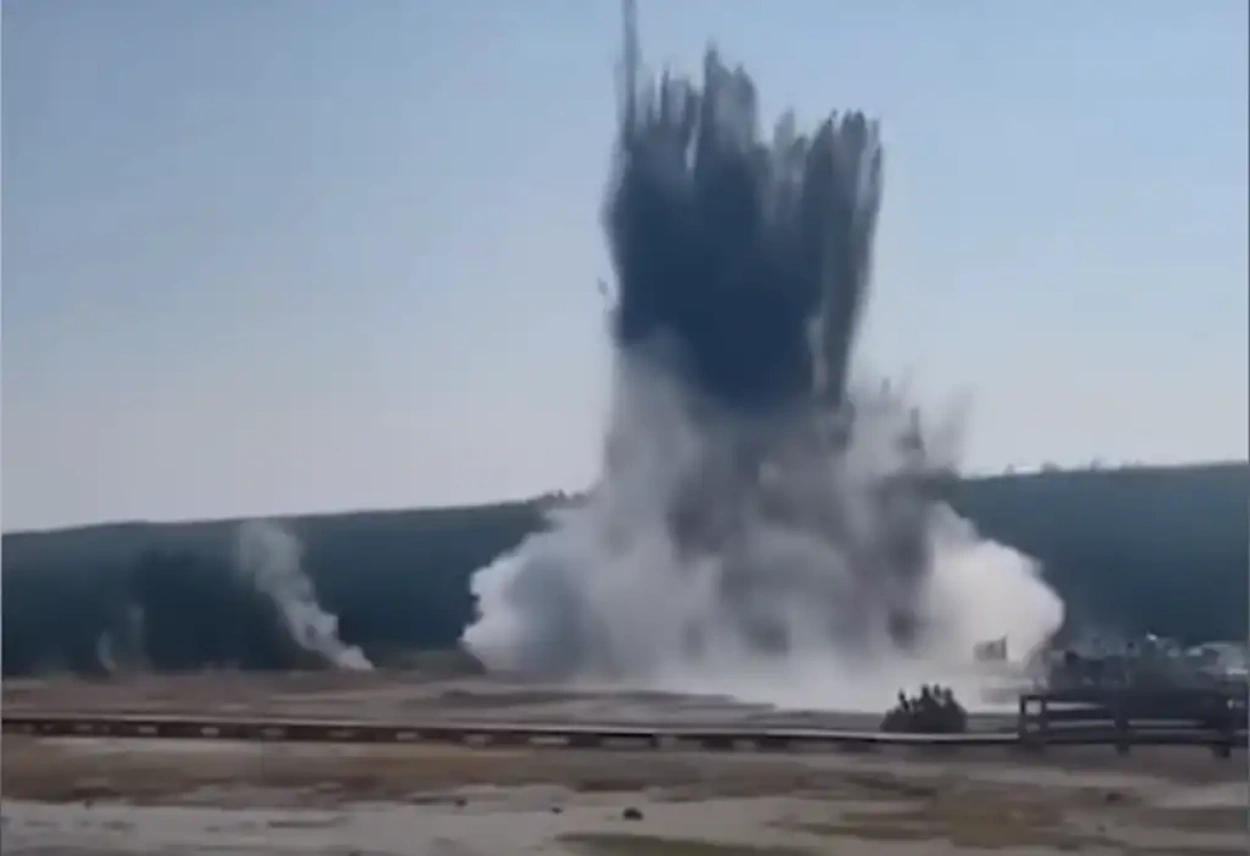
<box><xmin>2</xmin><ymin>669</ymin><xmax>1016</xmax><ymax>731</ymax></box>
<box><xmin>3</xmin><ymin>672</ymin><xmax>1246</xmax><ymax>855</ymax></box>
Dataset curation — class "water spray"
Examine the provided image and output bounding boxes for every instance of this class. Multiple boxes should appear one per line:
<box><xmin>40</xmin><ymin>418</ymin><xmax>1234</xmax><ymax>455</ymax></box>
<box><xmin>461</xmin><ymin>3</ymin><xmax>1063</xmax><ymax>710</ymax></box>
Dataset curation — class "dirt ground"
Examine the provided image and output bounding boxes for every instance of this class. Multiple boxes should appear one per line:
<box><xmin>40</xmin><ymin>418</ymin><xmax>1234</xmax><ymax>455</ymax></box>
<box><xmin>1</xmin><ymin>669</ymin><xmax>1018</xmax><ymax>732</ymax></box>
<box><xmin>3</xmin><ymin>672</ymin><xmax>1246</xmax><ymax>854</ymax></box>
<box><xmin>3</xmin><ymin>735</ymin><xmax>1246</xmax><ymax>855</ymax></box>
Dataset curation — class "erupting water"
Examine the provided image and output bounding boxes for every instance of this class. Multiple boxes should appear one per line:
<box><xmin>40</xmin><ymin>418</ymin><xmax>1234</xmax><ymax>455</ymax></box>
<box><xmin>461</xmin><ymin>5</ymin><xmax>1063</xmax><ymax>711</ymax></box>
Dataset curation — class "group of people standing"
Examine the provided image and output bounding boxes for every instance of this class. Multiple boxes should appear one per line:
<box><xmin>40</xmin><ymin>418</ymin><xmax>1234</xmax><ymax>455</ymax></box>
<box><xmin>880</xmin><ymin>684</ymin><xmax>968</xmax><ymax>734</ymax></box>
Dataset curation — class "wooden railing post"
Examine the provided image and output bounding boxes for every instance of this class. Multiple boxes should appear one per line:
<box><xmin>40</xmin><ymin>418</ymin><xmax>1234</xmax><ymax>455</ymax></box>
<box><xmin>1017</xmin><ymin>693</ymin><xmax>1046</xmax><ymax>752</ymax></box>
<box><xmin>1017</xmin><ymin>694</ymin><xmax>1029</xmax><ymax>746</ymax></box>
<box><xmin>1214</xmin><ymin>695</ymin><xmax>1235</xmax><ymax>759</ymax></box>
<box><xmin>1114</xmin><ymin>692</ymin><xmax>1131</xmax><ymax>756</ymax></box>
<box><xmin>1037</xmin><ymin>696</ymin><xmax>1050</xmax><ymax>751</ymax></box>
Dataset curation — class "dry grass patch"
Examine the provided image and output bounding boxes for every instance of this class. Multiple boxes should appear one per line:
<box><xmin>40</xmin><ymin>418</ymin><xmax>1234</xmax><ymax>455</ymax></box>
<box><xmin>2</xmin><ymin>738</ymin><xmax>534</xmax><ymax>804</ymax></box>
<box><xmin>1</xmin><ymin>737</ymin><xmax>960</xmax><ymax>808</ymax></box>
<box><xmin>1128</xmin><ymin>806</ymin><xmax>1248</xmax><ymax>834</ymax></box>
<box><xmin>784</xmin><ymin>783</ymin><xmax>1247</xmax><ymax>852</ymax></box>
<box><xmin>559</xmin><ymin>833</ymin><xmax>814</xmax><ymax>856</ymax></box>
<box><xmin>784</xmin><ymin>785</ymin><xmax>1119</xmax><ymax>851</ymax></box>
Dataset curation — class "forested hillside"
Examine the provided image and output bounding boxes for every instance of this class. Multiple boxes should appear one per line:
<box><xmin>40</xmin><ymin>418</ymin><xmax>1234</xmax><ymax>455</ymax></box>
<box><xmin>3</xmin><ymin>463</ymin><xmax>1245</xmax><ymax>676</ymax></box>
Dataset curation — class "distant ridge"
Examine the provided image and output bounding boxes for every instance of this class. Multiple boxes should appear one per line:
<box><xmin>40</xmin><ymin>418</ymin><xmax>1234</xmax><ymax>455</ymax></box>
<box><xmin>3</xmin><ymin>461</ymin><xmax>1245</xmax><ymax>675</ymax></box>
<box><xmin>5</xmin><ymin>461</ymin><xmax>1241</xmax><ymax>538</ymax></box>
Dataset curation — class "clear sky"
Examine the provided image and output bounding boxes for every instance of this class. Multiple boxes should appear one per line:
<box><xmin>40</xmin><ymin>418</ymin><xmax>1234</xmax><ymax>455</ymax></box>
<box><xmin>3</xmin><ymin>0</ymin><xmax>1247</xmax><ymax>532</ymax></box>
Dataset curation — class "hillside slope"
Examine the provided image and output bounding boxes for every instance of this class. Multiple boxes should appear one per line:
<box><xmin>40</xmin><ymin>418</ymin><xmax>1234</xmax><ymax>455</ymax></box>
<box><xmin>2</xmin><ymin>463</ymin><xmax>1245</xmax><ymax>675</ymax></box>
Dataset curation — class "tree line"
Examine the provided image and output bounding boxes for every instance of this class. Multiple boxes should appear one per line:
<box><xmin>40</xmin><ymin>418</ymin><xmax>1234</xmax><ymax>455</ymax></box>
<box><xmin>2</xmin><ymin>463</ymin><xmax>1245</xmax><ymax>676</ymax></box>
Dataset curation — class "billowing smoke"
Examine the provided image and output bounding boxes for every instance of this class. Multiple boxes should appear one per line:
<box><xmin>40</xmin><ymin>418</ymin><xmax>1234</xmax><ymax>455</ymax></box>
<box><xmin>461</xmin><ymin>11</ymin><xmax>1063</xmax><ymax>709</ymax></box>
<box><xmin>235</xmin><ymin>520</ymin><xmax>372</xmax><ymax>671</ymax></box>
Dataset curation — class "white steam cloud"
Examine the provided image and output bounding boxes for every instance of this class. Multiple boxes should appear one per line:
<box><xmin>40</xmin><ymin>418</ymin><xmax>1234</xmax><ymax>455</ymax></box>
<box><xmin>460</xmin><ymin>10</ymin><xmax>1063</xmax><ymax>711</ymax></box>
<box><xmin>235</xmin><ymin>519</ymin><xmax>372</xmax><ymax>671</ymax></box>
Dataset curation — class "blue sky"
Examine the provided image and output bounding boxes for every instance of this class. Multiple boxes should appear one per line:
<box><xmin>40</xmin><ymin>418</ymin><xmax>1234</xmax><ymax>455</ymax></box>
<box><xmin>3</xmin><ymin>0</ymin><xmax>1246</xmax><ymax>532</ymax></box>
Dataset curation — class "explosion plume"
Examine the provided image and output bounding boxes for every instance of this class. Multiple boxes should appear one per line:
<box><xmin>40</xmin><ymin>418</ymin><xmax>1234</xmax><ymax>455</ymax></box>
<box><xmin>461</xmin><ymin>7</ymin><xmax>1062</xmax><ymax>709</ymax></box>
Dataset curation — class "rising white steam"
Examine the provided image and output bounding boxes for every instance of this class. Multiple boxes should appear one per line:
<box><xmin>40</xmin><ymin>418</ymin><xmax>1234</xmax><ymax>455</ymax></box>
<box><xmin>461</xmin><ymin>9</ymin><xmax>1063</xmax><ymax>710</ymax></box>
<box><xmin>235</xmin><ymin>519</ymin><xmax>372</xmax><ymax>671</ymax></box>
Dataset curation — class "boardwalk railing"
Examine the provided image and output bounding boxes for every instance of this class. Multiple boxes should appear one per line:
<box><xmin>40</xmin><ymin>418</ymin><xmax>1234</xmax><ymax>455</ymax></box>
<box><xmin>3</xmin><ymin>705</ymin><xmax>1245</xmax><ymax>756</ymax></box>
<box><xmin>2</xmin><ymin>709</ymin><xmax>1015</xmax><ymax>749</ymax></box>
<box><xmin>2</xmin><ymin>713</ymin><xmax>1016</xmax><ymax>752</ymax></box>
<box><xmin>1017</xmin><ymin>687</ymin><xmax>1248</xmax><ymax>757</ymax></box>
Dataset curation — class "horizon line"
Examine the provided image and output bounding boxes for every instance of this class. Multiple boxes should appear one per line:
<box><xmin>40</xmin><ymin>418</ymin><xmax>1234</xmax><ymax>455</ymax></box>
<box><xmin>4</xmin><ymin>458</ymin><xmax>1245</xmax><ymax>539</ymax></box>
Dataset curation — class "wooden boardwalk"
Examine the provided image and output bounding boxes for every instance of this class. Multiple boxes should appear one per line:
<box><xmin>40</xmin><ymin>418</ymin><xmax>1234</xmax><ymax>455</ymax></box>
<box><xmin>5</xmin><ymin>694</ymin><xmax>1245</xmax><ymax>756</ymax></box>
